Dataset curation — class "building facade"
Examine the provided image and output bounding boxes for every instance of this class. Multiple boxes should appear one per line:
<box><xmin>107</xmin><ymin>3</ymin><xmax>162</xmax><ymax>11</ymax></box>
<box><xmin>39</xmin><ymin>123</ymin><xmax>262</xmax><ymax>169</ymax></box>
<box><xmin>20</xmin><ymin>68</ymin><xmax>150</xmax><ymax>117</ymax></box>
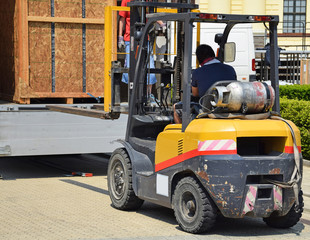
<box><xmin>197</xmin><ymin>0</ymin><xmax>310</xmax><ymax>50</ymax></box>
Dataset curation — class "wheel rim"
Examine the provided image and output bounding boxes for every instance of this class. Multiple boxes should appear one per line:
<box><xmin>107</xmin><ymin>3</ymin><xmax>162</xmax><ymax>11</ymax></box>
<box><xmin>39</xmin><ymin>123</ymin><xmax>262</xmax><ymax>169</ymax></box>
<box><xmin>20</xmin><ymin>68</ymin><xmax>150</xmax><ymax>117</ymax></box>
<box><xmin>111</xmin><ymin>159</ymin><xmax>126</xmax><ymax>200</ymax></box>
<box><xmin>181</xmin><ymin>191</ymin><xmax>197</xmax><ymax>220</ymax></box>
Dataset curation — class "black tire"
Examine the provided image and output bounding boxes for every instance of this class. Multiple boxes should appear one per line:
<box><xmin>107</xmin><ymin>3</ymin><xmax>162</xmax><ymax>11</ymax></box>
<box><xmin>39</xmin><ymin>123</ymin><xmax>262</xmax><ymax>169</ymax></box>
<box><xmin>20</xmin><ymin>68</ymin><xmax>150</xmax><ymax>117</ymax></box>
<box><xmin>172</xmin><ymin>177</ymin><xmax>217</xmax><ymax>233</ymax></box>
<box><xmin>263</xmin><ymin>190</ymin><xmax>304</xmax><ymax>228</ymax></box>
<box><xmin>107</xmin><ymin>148</ymin><xmax>144</xmax><ymax>210</ymax></box>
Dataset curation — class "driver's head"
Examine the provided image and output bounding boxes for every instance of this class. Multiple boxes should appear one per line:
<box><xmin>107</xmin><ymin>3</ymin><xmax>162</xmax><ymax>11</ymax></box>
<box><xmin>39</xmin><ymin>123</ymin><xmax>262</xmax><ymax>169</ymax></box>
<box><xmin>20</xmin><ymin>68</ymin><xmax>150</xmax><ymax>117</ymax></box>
<box><xmin>196</xmin><ymin>44</ymin><xmax>215</xmax><ymax>65</ymax></box>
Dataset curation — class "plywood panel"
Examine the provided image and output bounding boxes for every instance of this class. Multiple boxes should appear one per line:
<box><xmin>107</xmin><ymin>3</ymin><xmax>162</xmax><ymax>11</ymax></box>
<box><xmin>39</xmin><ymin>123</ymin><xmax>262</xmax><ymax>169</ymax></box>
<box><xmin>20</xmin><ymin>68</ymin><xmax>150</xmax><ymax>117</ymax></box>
<box><xmin>55</xmin><ymin>23</ymin><xmax>83</xmax><ymax>92</ymax></box>
<box><xmin>55</xmin><ymin>0</ymin><xmax>82</xmax><ymax>18</ymax></box>
<box><xmin>86</xmin><ymin>0</ymin><xmax>108</xmax><ymax>19</ymax></box>
<box><xmin>28</xmin><ymin>0</ymin><xmax>50</xmax><ymax>17</ymax></box>
<box><xmin>86</xmin><ymin>24</ymin><xmax>105</xmax><ymax>94</ymax></box>
<box><xmin>29</xmin><ymin>22</ymin><xmax>52</xmax><ymax>92</ymax></box>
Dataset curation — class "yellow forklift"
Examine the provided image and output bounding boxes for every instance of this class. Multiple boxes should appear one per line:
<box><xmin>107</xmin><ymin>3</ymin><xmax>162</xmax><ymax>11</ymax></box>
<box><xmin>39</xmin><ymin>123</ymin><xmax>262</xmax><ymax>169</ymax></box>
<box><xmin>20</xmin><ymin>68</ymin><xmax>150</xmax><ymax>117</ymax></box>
<box><xmin>107</xmin><ymin>0</ymin><xmax>303</xmax><ymax>233</ymax></box>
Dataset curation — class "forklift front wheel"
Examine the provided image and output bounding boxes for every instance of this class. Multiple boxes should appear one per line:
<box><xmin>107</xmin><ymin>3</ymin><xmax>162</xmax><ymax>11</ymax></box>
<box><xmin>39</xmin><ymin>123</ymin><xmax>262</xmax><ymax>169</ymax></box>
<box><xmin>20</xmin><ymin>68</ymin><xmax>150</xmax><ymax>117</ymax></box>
<box><xmin>172</xmin><ymin>177</ymin><xmax>217</xmax><ymax>233</ymax></box>
<box><xmin>107</xmin><ymin>148</ymin><xmax>144</xmax><ymax>210</ymax></box>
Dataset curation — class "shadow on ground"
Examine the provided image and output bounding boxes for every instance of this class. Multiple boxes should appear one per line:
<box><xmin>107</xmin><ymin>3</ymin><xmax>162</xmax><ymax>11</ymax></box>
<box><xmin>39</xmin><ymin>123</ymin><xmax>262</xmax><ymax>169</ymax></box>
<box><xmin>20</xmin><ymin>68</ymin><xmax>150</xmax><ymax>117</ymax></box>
<box><xmin>0</xmin><ymin>153</ymin><xmax>109</xmax><ymax>180</ymax></box>
<box><xmin>134</xmin><ymin>202</ymin><xmax>305</xmax><ymax>238</ymax></box>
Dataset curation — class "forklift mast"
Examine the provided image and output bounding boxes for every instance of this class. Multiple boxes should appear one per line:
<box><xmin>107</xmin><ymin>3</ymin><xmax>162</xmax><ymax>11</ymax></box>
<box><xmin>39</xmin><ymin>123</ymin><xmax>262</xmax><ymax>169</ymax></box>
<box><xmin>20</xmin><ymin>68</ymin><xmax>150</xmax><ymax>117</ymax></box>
<box><xmin>125</xmin><ymin>0</ymin><xmax>198</xmax><ymax>140</ymax></box>
<box><xmin>127</xmin><ymin>0</ymin><xmax>198</xmax><ymax>101</ymax></box>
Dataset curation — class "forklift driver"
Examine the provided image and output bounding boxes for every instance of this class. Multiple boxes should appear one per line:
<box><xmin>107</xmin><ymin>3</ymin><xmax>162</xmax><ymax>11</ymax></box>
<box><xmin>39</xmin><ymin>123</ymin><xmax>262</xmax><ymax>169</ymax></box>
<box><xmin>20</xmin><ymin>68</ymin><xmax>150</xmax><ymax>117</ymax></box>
<box><xmin>173</xmin><ymin>44</ymin><xmax>237</xmax><ymax>124</ymax></box>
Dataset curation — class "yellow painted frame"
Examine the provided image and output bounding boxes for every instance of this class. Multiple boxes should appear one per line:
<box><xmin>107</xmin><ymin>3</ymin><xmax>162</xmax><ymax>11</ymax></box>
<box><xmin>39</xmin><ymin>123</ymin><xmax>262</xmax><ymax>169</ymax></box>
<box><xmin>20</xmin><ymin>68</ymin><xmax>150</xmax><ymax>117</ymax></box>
<box><xmin>104</xmin><ymin>6</ymin><xmax>127</xmax><ymax>112</ymax></box>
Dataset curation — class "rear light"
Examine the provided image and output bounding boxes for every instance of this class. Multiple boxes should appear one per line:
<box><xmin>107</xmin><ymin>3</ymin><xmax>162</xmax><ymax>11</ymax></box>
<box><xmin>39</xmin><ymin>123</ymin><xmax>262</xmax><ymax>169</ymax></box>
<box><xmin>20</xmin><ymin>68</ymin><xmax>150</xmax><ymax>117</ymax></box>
<box><xmin>199</xmin><ymin>13</ymin><xmax>220</xmax><ymax>20</ymax></box>
<box><xmin>252</xmin><ymin>58</ymin><xmax>256</xmax><ymax>71</ymax></box>
<box><xmin>249</xmin><ymin>15</ymin><xmax>272</xmax><ymax>22</ymax></box>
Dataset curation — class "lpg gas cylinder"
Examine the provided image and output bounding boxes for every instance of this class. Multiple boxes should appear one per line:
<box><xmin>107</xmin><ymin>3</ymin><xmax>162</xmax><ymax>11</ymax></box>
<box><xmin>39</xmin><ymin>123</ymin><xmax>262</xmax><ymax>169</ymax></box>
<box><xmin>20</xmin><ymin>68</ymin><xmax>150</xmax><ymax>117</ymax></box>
<box><xmin>210</xmin><ymin>81</ymin><xmax>275</xmax><ymax>113</ymax></box>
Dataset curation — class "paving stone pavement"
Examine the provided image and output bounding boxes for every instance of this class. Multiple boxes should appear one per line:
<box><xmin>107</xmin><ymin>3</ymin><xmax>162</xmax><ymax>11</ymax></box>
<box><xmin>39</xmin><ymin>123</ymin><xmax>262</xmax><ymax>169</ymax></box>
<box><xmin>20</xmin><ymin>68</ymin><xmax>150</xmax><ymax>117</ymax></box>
<box><xmin>0</xmin><ymin>155</ymin><xmax>310</xmax><ymax>240</ymax></box>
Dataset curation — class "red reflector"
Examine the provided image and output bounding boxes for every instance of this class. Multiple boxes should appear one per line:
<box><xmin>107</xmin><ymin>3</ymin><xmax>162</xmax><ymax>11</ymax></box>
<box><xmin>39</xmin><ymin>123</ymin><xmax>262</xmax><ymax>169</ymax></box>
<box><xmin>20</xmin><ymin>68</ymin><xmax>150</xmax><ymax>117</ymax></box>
<box><xmin>199</xmin><ymin>13</ymin><xmax>218</xmax><ymax>20</ymax></box>
<box><xmin>284</xmin><ymin>146</ymin><xmax>302</xmax><ymax>154</ymax></box>
<box><xmin>254</xmin><ymin>16</ymin><xmax>272</xmax><ymax>22</ymax></box>
<box><xmin>252</xmin><ymin>58</ymin><xmax>256</xmax><ymax>71</ymax></box>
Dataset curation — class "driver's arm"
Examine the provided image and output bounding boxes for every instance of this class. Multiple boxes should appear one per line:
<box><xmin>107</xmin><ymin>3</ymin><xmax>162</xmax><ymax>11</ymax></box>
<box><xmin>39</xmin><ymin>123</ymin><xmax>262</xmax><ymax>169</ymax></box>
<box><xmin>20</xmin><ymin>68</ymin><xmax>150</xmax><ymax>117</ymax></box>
<box><xmin>192</xmin><ymin>86</ymin><xmax>199</xmax><ymax>97</ymax></box>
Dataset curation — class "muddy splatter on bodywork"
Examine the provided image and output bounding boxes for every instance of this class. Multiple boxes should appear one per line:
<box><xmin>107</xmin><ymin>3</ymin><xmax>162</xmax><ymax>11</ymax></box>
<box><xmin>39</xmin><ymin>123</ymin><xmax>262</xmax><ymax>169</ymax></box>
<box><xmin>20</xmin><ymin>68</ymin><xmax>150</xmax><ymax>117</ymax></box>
<box><xmin>269</xmin><ymin>168</ymin><xmax>281</xmax><ymax>174</ymax></box>
<box><xmin>196</xmin><ymin>170</ymin><xmax>209</xmax><ymax>182</ymax></box>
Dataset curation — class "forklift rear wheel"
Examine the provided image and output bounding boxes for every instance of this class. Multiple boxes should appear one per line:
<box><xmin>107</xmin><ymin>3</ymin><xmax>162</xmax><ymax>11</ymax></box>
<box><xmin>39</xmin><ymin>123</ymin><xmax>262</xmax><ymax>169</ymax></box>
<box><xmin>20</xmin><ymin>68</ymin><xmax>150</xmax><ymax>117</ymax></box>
<box><xmin>107</xmin><ymin>148</ymin><xmax>144</xmax><ymax>210</ymax></box>
<box><xmin>172</xmin><ymin>177</ymin><xmax>217</xmax><ymax>233</ymax></box>
<box><xmin>263</xmin><ymin>190</ymin><xmax>304</xmax><ymax>228</ymax></box>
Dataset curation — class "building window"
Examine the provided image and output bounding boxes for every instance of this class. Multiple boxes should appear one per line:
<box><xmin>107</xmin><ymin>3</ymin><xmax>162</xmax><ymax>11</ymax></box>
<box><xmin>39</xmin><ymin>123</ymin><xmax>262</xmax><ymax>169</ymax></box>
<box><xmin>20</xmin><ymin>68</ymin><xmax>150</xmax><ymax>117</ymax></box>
<box><xmin>283</xmin><ymin>0</ymin><xmax>306</xmax><ymax>33</ymax></box>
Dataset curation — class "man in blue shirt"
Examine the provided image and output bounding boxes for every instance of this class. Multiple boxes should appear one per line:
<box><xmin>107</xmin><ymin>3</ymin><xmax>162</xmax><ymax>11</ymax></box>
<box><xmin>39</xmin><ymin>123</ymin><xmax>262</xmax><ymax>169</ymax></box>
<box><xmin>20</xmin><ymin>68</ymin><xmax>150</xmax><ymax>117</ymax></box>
<box><xmin>174</xmin><ymin>44</ymin><xmax>237</xmax><ymax>123</ymax></box>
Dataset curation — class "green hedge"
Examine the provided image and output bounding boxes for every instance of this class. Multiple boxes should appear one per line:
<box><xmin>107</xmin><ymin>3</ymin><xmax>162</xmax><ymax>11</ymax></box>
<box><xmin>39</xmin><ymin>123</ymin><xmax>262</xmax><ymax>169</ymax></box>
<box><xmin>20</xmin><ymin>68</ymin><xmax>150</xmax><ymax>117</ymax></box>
<box><xmin>279</xmin><ymin>84</ymin><xmax>310</xmax><ymax>101</ymax></box>
<box><xmin>280</xmin><ymin>98</ymin><xmax>310</xmax><ymax>159</ymax></box>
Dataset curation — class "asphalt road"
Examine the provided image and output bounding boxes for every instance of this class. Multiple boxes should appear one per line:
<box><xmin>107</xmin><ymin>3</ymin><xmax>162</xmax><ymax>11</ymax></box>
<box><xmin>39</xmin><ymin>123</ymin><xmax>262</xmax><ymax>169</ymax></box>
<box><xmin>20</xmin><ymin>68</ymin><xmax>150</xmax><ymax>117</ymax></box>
<box><xmin>0</xmin><ymin>154</ymin><xmax>310</xmax><ymax>240</ymax></box>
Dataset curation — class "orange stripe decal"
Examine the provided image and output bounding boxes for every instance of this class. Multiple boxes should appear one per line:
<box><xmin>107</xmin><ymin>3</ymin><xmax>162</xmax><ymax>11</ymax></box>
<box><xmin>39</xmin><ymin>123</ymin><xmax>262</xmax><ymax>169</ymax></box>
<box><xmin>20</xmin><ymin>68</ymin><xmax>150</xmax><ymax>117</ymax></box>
<box><xmin>155</xmin><ymin>149</ymin><xmax>237</xmax><ymax>172</ymax></box>
<box><xmin>155</xmin><ymin>149</ymin><xmax>197</xmax><ymax>172</ymax></box>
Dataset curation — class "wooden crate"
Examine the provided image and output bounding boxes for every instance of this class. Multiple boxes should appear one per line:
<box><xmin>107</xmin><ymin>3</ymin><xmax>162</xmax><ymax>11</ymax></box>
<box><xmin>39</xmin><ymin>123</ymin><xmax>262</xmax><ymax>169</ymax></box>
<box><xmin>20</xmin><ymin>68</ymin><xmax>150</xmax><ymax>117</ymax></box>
<box><xmin>0</xmin><ymin>0</ymin><xmax>116</xmax><ymax>104</ymax></box>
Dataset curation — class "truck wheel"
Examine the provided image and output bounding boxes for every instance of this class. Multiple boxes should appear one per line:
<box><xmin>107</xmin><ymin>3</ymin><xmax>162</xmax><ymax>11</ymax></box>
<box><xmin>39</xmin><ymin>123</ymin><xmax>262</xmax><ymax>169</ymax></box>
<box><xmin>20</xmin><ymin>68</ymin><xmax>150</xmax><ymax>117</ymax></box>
<box><xmin>172</xmin><ymin>177</ymin><xmax>217</xmax><ymax>233</ymax></box>
<box><xmin>263</xmin><ymin>190</ymin><xmax>304</xmax><ymax>228</ymax></box>
<box><xmin>107</xmin><ymin>148</ymin><xmax>144</xmax><ymax>210</ymax></box>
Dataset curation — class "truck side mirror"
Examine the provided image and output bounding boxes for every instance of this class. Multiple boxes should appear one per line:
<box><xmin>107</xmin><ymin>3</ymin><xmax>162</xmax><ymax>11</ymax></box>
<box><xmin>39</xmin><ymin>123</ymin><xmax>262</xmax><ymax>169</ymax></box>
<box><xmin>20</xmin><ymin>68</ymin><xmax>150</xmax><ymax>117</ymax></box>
<box><xmin>214</xmin><ymin>33</ymin><xmax>223</xmax><ymax>45</ymax></box>
<box><xmin>224</xmin><ymin>42</ymin><xmax>236</xmax><ymax>63</ymax></box>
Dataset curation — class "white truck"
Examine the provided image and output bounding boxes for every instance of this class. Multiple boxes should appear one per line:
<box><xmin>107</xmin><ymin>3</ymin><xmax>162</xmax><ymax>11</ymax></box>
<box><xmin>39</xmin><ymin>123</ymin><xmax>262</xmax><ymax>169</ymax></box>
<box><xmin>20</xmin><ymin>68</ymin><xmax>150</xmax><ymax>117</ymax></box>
<box><xmin>167</xmin><ymin>22</ymin><xmax>256</xmax><ymax>81</ymax></box>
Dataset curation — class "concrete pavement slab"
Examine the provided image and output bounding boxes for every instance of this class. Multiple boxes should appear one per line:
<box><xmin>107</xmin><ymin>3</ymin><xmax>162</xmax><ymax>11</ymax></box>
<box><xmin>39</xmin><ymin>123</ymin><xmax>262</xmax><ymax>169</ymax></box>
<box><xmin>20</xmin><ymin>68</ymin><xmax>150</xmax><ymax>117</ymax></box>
<box><xmin>0</xmin><ymin>155</ymin><xmax>310</xmax><ymax>239</ymax></box>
